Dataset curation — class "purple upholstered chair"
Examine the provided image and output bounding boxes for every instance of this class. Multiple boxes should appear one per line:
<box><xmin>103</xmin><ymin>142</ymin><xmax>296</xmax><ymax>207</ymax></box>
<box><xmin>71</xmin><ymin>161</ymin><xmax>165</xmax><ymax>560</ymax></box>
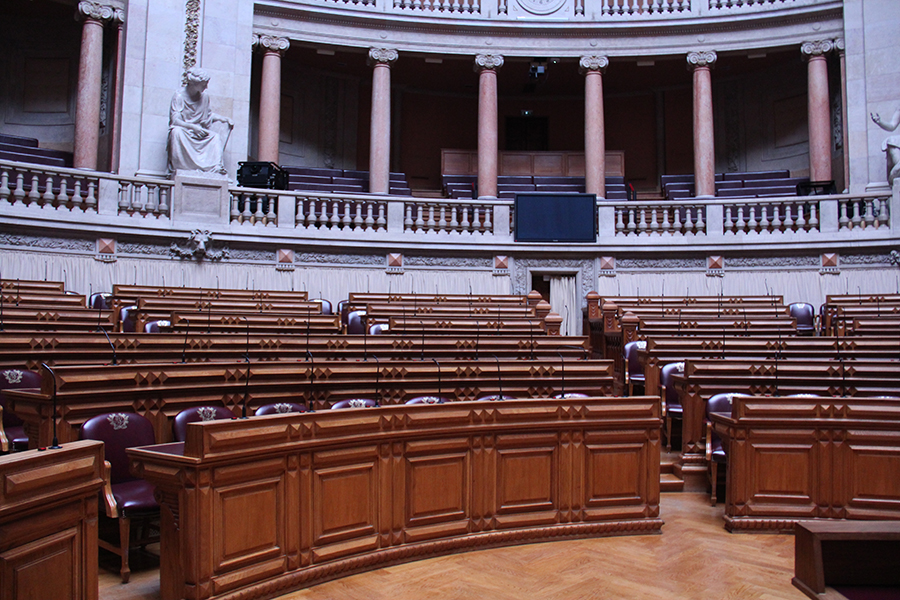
<box><xmin>346</xmin><ymin>310</ymin><xmax>368</xmax><ymax>334</ymax></box>
<box><xmin>89</xmin><ymin>292</ymin><xmax>113</xmax><ymax>310</ymax></box>
<box><xmin>476</xmin><ymin>394</ymin><xmax>517</xmax><ymax>401</ymax></box>
<box><xmin>142</xmin><ymin>319</ymin><xmax>171</xmax><ymax>333</ymax></box>
<box><xmin>553</xmin><ymin>392</ymin><xmax>590</xmax><ymax>399</ymax></box>
<box><xmin>789</xmin><ymin>302</ymin><xmax>817</xmax><ymax>336</ymax></box>
<box><xmin>660</xmin><ymin>362</ymin><xmax>685</xmax><ymax>452</ymax></box>
<box><xmin>118</xmin><ymin>305</ymin><xmax>138</xmax><ymax>333</ymax></box>
<box><xmin>80</xmin><ymin>412</ymin><xmax>159</xmax><ymax>583</ymax></box>
<box><xmin>405</xmin><ymin>395</ymin><xmax>446</xmax><ymax>405</ymax></box>
<box><xmin>0</xmin><ymin>368</ymin><xmax>41</xmax><ymax>452</ymax></box>
<box><xmin>369</xmin><ymin>323</ymin><xmax>389</xmax><ymax>335</ymax></box>
<box><xmin>706</xmin><ymin>393</ymin><xmax>736</xmax><ymax>505</ymax></box>
<box><xmin>311</xmin><ymin>298</ymin><xmax>333</xmax><ymax>315</ymax></box>
<box><xmin>254</xmin><ymin>402</ymin><xmax>309</xmax><ymax>416</ymax></box>
<box><xmin>172</xmin><ymin>406</ymin><xmax>235</xmax><ymax>442</ymax></box>
<box><xmin>623</xmin><ymin>340</ymin><xmax>647</xmax><ymax>395</ymax></box>
<box><xmin>331</xmin><ymin>398</ymin><xmax>379</xmax><ymax>409</ymax></box>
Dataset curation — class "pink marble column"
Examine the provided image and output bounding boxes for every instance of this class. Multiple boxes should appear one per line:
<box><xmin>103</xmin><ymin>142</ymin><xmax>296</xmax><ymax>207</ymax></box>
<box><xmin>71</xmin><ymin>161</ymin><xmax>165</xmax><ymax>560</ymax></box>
<box><xmin>580</xmin><ymin>55</ymin><xmax>608</xmax><ymax>198</ymax></box>
<box><xmin>368</xmin><ymin>48</ymin><xmax>398</xmax><ymax>195</ymax></box>
<box><xmin>836</xmin><ymin>38</ymin><xmax>849</xmax><ymax>191</ymax></box>
<box><xmin>255</xmin><ymin>35</ymin><xmax>290</xmax><ymax>164</ymax></box>
<box><xmin>802</xmin><ymin>40</ymin><xmax>834</xmax><ymax>183</ymax></box>
<box><xmin>475</xmin><ymin>54</ymin><xmax>504</xmax><ymax>199</ymax></box>
<box><xmin>74</xmin><ymin>2</ymin><xmax>113</xmax><ymax>170</ymax></box>
<box><xmin>687</xmin><ymin>50</ymin><xmax>717</xmax><ymax>198</ymax></box>
<box><xmin>108</xmin><ymin>8</ymin><xmax>125</xmax><ymax>173</ymax></box>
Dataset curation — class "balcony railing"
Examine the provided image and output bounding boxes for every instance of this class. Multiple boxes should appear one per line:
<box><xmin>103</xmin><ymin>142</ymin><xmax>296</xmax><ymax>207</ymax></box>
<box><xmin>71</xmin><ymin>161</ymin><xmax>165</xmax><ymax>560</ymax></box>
<box><xmin>0</xmin><ymin>158</ymin><xmax>894</xmax><ymax>252</ymax></box>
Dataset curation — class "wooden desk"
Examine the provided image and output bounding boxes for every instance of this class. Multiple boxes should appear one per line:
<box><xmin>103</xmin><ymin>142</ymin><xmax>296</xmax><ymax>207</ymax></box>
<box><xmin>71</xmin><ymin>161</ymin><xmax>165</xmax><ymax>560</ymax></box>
<box><xmin>793</xmin><ymin>521</ymin><xmax>900</xmax><ymax>599</ymax></box>
<box><xmin>129</xmin><ymin>397</ymin><xmax>662</xmax><ymax>600</ymax></box>
<box><xmin>0</xmin><ymin>440</ymin><xmax>104</xmax><ymax>600</ymax></box>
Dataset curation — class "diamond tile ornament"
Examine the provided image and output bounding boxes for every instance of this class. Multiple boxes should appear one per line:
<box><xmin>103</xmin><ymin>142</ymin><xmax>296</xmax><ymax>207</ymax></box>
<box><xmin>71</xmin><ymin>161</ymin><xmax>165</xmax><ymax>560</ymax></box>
<box><xmin>494</xmin><ymin>255</ymin><xmax>508</xmax><ymax>269</ymax></box>
<box><xmin>387</xmin><ymin>253</ymin><xmax>403</xmax><ymax>267</ymax></box>
<box><xmin>707</xmin><ymin>256</ymin><xmax>724</xmax><ymax>270</ymax></box>
<box><xmin>822</xmin><ymin>253</ymin><xmax>838</xmax><ymax>268</ymax></box>
<box><xmin>97</xmin><ymin>238</ymin><xmax>115</xmax><ymax>254</ymax></box>
<box><xmin>600</xmin><ymin>256</ymin><xmax>615</xmax><ymax>270</ymax></box>
<box><xmin>277</xmin><ymin>249</ymin><xmax>294</xmax><ymax>263</ymax></box>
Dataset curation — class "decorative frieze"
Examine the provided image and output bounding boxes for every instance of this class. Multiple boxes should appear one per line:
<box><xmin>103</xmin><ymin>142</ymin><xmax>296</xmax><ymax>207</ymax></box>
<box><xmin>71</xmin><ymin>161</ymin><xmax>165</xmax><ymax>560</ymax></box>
<box><xmin>474</xmin><ymin>54</ymin><xmax>504</xmax><ymax>72</ymax></box>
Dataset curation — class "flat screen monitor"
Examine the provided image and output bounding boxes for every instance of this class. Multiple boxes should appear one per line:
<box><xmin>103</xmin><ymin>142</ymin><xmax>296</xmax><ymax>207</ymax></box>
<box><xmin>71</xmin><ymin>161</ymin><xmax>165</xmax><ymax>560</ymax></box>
<box><xmin>514</xmin><ymin>193</ymin><xmax>597</xmax><ymax>243</ymax></box>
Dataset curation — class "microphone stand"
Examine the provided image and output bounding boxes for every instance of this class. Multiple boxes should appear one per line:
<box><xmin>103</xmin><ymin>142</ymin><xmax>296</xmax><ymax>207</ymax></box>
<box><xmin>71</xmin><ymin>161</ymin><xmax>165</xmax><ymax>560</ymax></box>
<box><xmin>431</xmin><ymin>357</ymin><xmax>441</xmax><ymax>399</ymax></box>
<box><xmin>206</xmin><ymin>300</ymin><xmax>212</xmax><ymax>333</ymax></box>
<box><xmin>474</xmin><ymin>319</ymin><xmax>480</xmax><ymax>361</ymax></box>
<box><xmin>420</xmin><ymin>320</ymin><xmax>425</xmax><ymax>360</ymax></box>
<box><xmin>306</xmin><ymin>350</ymin><xmax>315</xmax><ymax>409</ymax></box>
<box><xmin>100</xmin><ymin>328</ymin><xmax>117</xmax><ymax>365</ymax></box>
<box><xmin>42</xmin><ymin>363</ymin><xmax>62</xmax><ymax>449</ymax></box>
<box><xmin>180</xmin><ymin>317</ymin><xmax>191</xmax><ymax>363</ymax></box>
<box><xmin>556</xmin><ymin>350</ymin><xmax>566</xmax><ymax>397</ymax></box>
<box><xmin>371</xmin><ymin>355</ymin><xmax>381</xmax><ymax>405</ymax></box>
<box><xmin>242</xmin><ymin>353</ymin><xmax>250</xmax><ymax>418</ymax></box>
<box><xmin>493</xmin><ymin>354</ymin><xmax>503</xmax><ymax>399</ymax></box>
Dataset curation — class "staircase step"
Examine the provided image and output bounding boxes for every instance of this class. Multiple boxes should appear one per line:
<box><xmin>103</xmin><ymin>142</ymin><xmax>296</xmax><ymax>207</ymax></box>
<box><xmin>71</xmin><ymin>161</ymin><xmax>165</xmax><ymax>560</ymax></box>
<box><xmin>661</xmin><ymin>473</ymin><xmax>685</xmax><ymax>493</ymax></box>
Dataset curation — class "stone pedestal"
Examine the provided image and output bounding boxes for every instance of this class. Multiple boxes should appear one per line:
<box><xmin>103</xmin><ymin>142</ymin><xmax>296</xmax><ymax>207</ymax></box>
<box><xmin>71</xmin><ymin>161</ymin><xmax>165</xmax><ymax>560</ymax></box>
<box><xmin>172</xmin><ymin>172</ymin><xmax>230</xmax><ymax>226</ymax></box>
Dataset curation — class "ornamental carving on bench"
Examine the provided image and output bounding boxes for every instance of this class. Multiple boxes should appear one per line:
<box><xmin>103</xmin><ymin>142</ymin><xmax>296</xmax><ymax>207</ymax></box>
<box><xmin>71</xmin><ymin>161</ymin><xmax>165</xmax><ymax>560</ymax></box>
<box><xmin>170</xmin><ymin>229</ymin><xmax>229</xmax><ymax>261</ymax></box>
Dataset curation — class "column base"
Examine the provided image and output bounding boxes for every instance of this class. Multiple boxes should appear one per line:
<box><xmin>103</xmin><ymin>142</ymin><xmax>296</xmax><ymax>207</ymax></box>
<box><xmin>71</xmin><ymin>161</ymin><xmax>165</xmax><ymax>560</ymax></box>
<box><xmin>477</xmin><ymin>195</ymin><xmax>498</xmax><ymax>200</ymax></box>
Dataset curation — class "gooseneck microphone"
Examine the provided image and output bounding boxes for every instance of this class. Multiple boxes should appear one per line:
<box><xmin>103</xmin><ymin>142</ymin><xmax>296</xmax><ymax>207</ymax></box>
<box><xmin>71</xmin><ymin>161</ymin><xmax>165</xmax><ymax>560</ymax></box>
<box><xmin>181</xmin><ymin>316</ymin><xmax>191</xmax><ymax>363</ymax></box>
<box><xmin>42</xmin><ymin>363</ymin><xmax>61</xmax><ymax>449</ymax></box>
<box><xmin>100</xmin><ymin>327</ymin><xmax>117</xmax><ymax>365</ymax></box>
<box><xmin>493</xmin><ymin>354</ymin><xmax>503</xmax><ymax>399</ymax></box>
<box><xmin>371</xmin><ymin>355</ymin><xmax>381</xmax><ymax>405</ymax></box>
<box><xmin>432</xmin><ymin>357</ymin><xmax>441</xmax><ymax>398</ymax></box>
<box><xmin>242</xmin><ymin>353</ymin><xmax>251</xmax><ymax>419</ymax></box>
<box><xmin>556</xmin><ymin>350</ymin><xmax>566</xmax><ymax>398</ymax></box>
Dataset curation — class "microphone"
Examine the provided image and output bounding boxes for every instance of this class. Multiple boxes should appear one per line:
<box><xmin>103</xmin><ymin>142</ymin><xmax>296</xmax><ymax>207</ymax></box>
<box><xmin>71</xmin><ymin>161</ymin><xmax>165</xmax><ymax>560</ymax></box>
<box><xmin>372</xmin><ymin>355</ymin><xmax>381</xmax><ymax>405</ymax></box>
<box><xmin>206</xmin><ymin>298</ymin><xmax>212</xmax><ymax>333</ymax></box>
<box><xmin>420</xmin><ymin>320</ymin><xmax>425</xmax><ymax>360</ymax></box>
<box><xmin>305</xmin><ymin>304</ymin><xmax>311</xmax><ymax>350</ymax></box>
<box><xmin>305</xmin><ymin>350</ymin><xmax>316</xmax><ymax>408</ymax></box>
<box><xmin>468</xmin><ymin>282</ymin><xmax>473</xmax><ymax>317</ymax></box>
<box><xmin>661</xmin><ymin>282</ymin><xmax>665</xmax><ymax>316</ymax></box>
<box><xmin>42</xmin><ymin>363</ymin><xmax>61</xmax><ymax>449</ymax></box>
<box><xmin>474</xmin><ymin>318</ymin><xmax>480</xmax><ymax>361</ymax></box>
<box><xmin>560</xmin><ymin>344</ymin><xmax>588</xmax><ymax>360</ymax></box>
<box><xmin>677</xmin><ymin>309</ymin><xmax>682</xmax><ymax>335</ymax></box>
<box><xmin>216</xmin><ymin>276</ymin><xmax>220</xmax><ymax>298</ymax></box>
<box><xmin>834</xmin><ymin>336</ymin><xmax>847</xmax><ymax>397</ymax></box>
<box><xmin>431</xmin><ymin>357</ymin><xmax>442</xmax><ymax>398</ymax></box>
<box><xmin>242</xmin><ymin>354</ymin><xmax>250</xmax><ymax>418</ymax></box>
<box><xmin>564</xmin><ymin>304</ymin><xmax>569</xmax><ymax>337</ymax></box>
<box><xmin>242</xmin><ymin>316</ymin><xmax>250</xmax><ymax>362</ymax></box>
<box><xmin>362</xmin><ymin>311</ymin><xmax>368</xmax><ymax>361</ymax></box>
<box><xmin>529</xmin><ymin>321</ymin><xmax>535</xmax><ymax>360</ymax></box>
<box><xmin>556</xmin><ymin>350</ymin><xmax>566</xmax><ymax>397</ymax></box>
<box><xmin>496</xmin><ymin>304</ymin><xmax>501</xmax><ymax>333</ymax></box>
<box><xmin>721</xmin><ymin>327</ymin><xmax>726</xmax><ymax>360</ymax></box>
<box><xmin>99</xmin><ymin>327</ymin><xmax>117</xmax><ymax>365</ymax></box>
<box><xmin>96</xmin><ymin>297</ymin><xmax>104</xmax><ymax>332</ymax></box>
<box><xmin>181</xmin><ymin>315</ymin><xmax>190</xmax><ymax>363</ymax></box>
<box><xmin>493</xmin><ymin>354</ymin><xmax>503</xmax><ymax>399</ymax></box>
<box><xmin>742</xmin><ymin>307</ymin><xmax>749</xmax><ymax>336</ymax></box>
<box><xmin>16</xmin><ymin>278</ymin><xmax>20</xmax><ymax>306</ymax></box>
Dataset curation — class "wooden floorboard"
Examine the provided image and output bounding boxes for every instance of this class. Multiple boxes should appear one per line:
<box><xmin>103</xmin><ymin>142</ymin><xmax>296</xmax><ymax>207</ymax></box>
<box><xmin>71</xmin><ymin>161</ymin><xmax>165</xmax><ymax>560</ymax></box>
<box><xmin>99</xmin><ymin>493</ymin><xmax>807</xmax><ymax>600</ymax></box>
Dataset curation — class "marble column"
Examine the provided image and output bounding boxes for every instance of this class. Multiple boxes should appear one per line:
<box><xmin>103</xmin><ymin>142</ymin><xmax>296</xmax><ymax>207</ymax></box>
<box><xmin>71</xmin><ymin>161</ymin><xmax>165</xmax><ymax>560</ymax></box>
<box><xmin>803</xmin><ymin>40</ymin><xmax>834</xmax><ymax>183</ymax></box>
<box><xmin>255</xmin><ymin>35</ymin><xmax>290</xmax><ymax>164</ymax></box>
<box><xmin>835</xmin><ymin>38</ymin><xmax>849</xmax><ymax>192</ymax></box>
<box><xmin>108</xmin><ymin>8</ymin><xmax>125</xmax><ymax>173</ymax></box>
<box><xmin>368</xmin><ymin>48</ymin><xmax>398</xmax><ymax>195</ymax></box>
<box><xmin>580</xmin><ymin>55</ymin><xmax>608</xmax><ymax>198</ymax></box>
<box><xmin>74</xmin><ymin>1</ymin><xmax>113</xmax><ymax>170</ymax></box>
<box><xmin>687</xmin><ymin>50</ymin><xmax>717</xmax><ymax>198</ymax></box>
<box><xmin>475</xmin><ymin>54</ymin><xmax>504</xmax><ymax>199</ymax></box>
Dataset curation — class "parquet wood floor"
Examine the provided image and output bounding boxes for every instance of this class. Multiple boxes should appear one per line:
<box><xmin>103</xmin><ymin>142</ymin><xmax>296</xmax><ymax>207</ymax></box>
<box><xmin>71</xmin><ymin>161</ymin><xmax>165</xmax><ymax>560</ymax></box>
<box><xmin>99</xmin><ymin>493</ymin><xmax>807</xmax><ymax>600</ymax></box>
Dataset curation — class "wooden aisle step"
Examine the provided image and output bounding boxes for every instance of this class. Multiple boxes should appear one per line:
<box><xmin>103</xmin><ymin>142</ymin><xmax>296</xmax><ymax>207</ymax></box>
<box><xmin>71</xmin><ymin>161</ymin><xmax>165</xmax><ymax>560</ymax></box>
<box><xmin>660</xmin><ymin>450</ymin><xmax>685</xmax><ymax>492</ymax></box>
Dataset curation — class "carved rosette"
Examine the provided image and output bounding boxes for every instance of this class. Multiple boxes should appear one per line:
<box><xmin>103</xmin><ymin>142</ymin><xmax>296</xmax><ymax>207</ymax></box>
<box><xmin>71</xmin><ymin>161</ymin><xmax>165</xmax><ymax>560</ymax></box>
<box><xmin>579</xmin><ymin>55</ymin><xmax>609</xmax><ymax>75</ymax></box>
<box><xmin>474</xmin><ymin>54</ymin><xmax>504</xmax><ymax>72</ymax></box>
<box><xmin>801</xmin><ymin>40</ymin><xmax>834</xmax><ymax>59</ymax></box>
<box><xmin>77</xmin><ymin>1</ymin><xmax>114</xmax><ymax>23</ymax></box>
<box><xmin>686</xmin><ymin>50</ymin><xmax>717</xmax><ymax>70</ymax></box>
<box><xmin>253</xmin><ymin>34</ymin><xmax>290</xmax><ymax>56</ymax></box>
<box><xmin>368</xmin><ymin>48</ymin><xmax>399</xmax><ymax>66</ymax></box>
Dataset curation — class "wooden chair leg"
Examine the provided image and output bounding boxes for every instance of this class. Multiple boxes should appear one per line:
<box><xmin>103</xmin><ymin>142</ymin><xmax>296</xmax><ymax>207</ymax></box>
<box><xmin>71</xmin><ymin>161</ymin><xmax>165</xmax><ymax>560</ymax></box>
<box><xmin>119</xmin><ymin>516</ymin><xmax>131</xmax><ymax>584</ymax></box>
<box><xmin>710</xmin><ymin>462</ymin><xmax>718</xmax><ymax>506</ymax></box>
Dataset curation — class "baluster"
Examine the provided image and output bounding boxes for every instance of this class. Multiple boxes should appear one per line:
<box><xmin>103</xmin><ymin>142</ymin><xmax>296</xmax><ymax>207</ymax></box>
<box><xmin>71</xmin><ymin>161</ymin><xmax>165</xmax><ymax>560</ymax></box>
<box><xmin>695</xmin><ymin>205</ymin><xmax>705</xmax><ymax>233</ymax></box>
<box><xmin>230</xmin><ymin>192</ymin><xmax>240</xmax><ymax>221</ymax></box>
<box><xmin>56</xmin><ymin>178</ymin><xmax>69</xmax><ymax>207</ymax></box>
<box><xmin>394</xmin><ymin>0</ymin><xmax>401</xmax><ymax>8</ymax></box>
<box><xmin>70</xmin><ymin>178</ymin><xmax>83</xmax><ymax>210</ymax></box>
<box><xmin>242</xmin><ymin>192</ymin><xmax>252</xmax><ymax>221</ymax></box>
<box><xmin>851</xmin><ymin>200</ymin><xmax>862</xmax><ymax>228</ymax></box>
<box><xmin>497</xmin><ymin>0</ymin><xmax>505</xmax><ymax>13</ymax></box>
<box><xmin>616</xmin><ymin>206</ymin><xmax>625</xmax><ymax>233</ymax></box>
<box><xmin>648</xmin><ymin>207</ymin><xmax>658</xmax><ymax>234</ymax></box>
<box><xmin>0</xmin><ymin>169</ymin><xmax>9</xmax><ymax>202</ymax></box>
<box><xmin>451</xmin><ymin>0</ymin><xmax>460</xmax><ymax>11</ymax></box>
<box><xmin>405</xmin><ymin>204</ymin><xmax>414</xmax><ymax>230</ymax></box>
<box><xmin>472</xmin><ymin>207</ymin><xmax>481</xmax><ymax>233</ymax></box>
<box><xmin>839</xmin><ymin>199</ymin><xmax>849</xmax><ymax>228</ymax></box>
<box><xmin>265</xmin><ymin>195</ymin><xmax>276</xmax><ymax>224</ymax></box>
<box><xmin>413</xmin><ymin>0</ymin><xmax>421</xmax><ymax>10</ymax></box>
<box><xmin>365</xmin><ymin>202</ymin><xmax>376</xmax><ymax>229</ymax></box>
<box><xmin>85</xmin><ymin>180</ymin><xmax>97</xmax><ymax>211</ymax></box>
<box><xmin>683</xmin><ymin>206</ymin><xmax>693</xmax><ymax>234</ymax></box>
<box><xmin>426</xmin><ymin>205</ymin><xmax>436</xmax><ymax>232</ymax></box>
<box><xmin>747</xmin><ymin>205</ymin><xmax>758</xmax><ymax>231</ymax></box>
<box><xmin>781</xmin><ymin>204</ymin><xmax>793</xmax><ymax>231</ymax></box>
<box><xmin>672</xmin><ymin>205</ymin><xmax>682</xmax><ymax>234</ymax></box>
<box><xmin>28</xmin><ymin>174</ymin><xmax>41</xmax><ymax>204</ymax></box>
<box><xmin>661</xmin><ymin>205</ymin><xmax>671</xmax><ymax>233</ymax></box>
<box><xmin>574</xmin><ymin>0</ymin><xmax>583</xmax><ymax>15</ymax></box>
<box><xmin>12</xmin><ymin>172</ymin><xmax>26</xmax><ymax>204</ymax></box>
<box><xmin>343</xmin><ymin>201</ymin><xmax>352</xmax><ymax>228</ymax></box>
<box><xmin>354</xmin><ymin>201</ymin><xmax>364</xmax><ymax>227</ymax></box>
<box><xmin>724</xmin><ymin>205</ymin><xmax>733</xmax><ymax>233</ymax></box>
<box><xmin>42</xmin><ymin>175</ymin><xmax>55</xmax><ymax>205</ymax></box>
<box><xmin>376</xmin><ymin>203</ymin><xmax>387</xmax><ymax>231</ymax></box>
<box><xmin>881</xmin><ymin>198</ymin><xmax>890</xmax><ymax>228</ymax></box>
<box><xmin>450</xmin><ymin>206</ymin><xmax>459</xmax><ymax>232</ymax></box>
<box><xmin>441</xmin><ymin>0</ymin><xmax>450</xmax><ymax>10</ymax></box>
<box><xmin>601</xmin><ymin>0</ymin><xmax>611</xmax><ymax>16</ymax></box>
<box><xmin>794</xmin><ymin>202</ymin><xmax>806</xmax><ymax>230</ymax></box>
<box><xmin>330</xmin><ymin>200</ymin><xmax>340</xmax><ymax>228</ymax></box>
<box><xmin>460</xmin><ymin>205</ymin><xmax>470</xmax><ymax>233</ymax></box>
<box><xmin>759</xmin><ymin>203</ymin><xmax>770</xmax><ymax>231</ymax></box>
<box><xmin>438</xmin><ymin>206</ymin><xmax>447</xmax><ymax>232</ymax></box>
<box><xmin>158</xmin><ymin>186</ymin><xmax>169</xmax><ymax>214</ymax></box>
<box><xmin>771</xmin><ymin>204</ymin><xmax>783</xmax><ymax>231</ymax></box>
<box><xmin>864</xmin><ymin>198</ymin><xmax>875</xmax><ymax>228</ymax></box>
<box><xmin>874</xmin><ymin>198</ymin><xmax>887</xmax><ymax>229</ymax></box>
<box><xmin>625</xmin><ymin>207</ymin><xmax>634</xmax><ymax>234</ymax></box>
<box><xmin>483</xmin><ymin>206</ymin><xmax>492</xmax><ymax>233</ymax></box>
<box><xmin>641</xmin><ymin>0</ymin><xmax>649</xmax><ymax>12</ymax></box>
<box><xmin>638</xmin><ymin>206</ymin><xmax>647</xmax><ymax>233</ymax></box>
<box><xmin>145</xmin><ymin>184</ymin><xmax>158</xmax><ymax>214</ymax></box>
<box><xmin>414</xmin><ymin>204</ymin><xmax>425</xmax><ymax>230</ymax></box>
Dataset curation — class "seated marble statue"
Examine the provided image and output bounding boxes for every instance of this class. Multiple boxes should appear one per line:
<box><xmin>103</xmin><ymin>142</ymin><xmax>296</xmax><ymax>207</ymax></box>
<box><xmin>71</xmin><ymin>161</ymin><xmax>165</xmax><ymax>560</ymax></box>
<box><xmin>167</xmin><ymin>67</ymin><xmax>234</xmax><ymax>176</ymax></box>
<box><xmin>871</xmin><ymin>107</ymin><xmax>900</xmax><ymax>186</ymax></box>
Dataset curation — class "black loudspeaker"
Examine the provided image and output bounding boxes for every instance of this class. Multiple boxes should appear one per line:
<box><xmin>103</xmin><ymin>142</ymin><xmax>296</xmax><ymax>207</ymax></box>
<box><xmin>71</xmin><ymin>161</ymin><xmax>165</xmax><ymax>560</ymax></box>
<box><xmin>514</xmin><ymin>193</ymin><xmax>598</xmax><ymax>243</ymax></box>
<box><xmin>237</xmin><ymin>162</ymin><xmax>287</xmax><ymax>190</ymax></box>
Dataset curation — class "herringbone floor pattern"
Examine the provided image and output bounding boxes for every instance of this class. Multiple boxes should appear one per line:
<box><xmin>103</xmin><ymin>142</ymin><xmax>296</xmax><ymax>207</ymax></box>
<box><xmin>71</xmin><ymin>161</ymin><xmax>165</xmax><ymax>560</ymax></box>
<box><xmin>100</xmin><ymin>493</ymin><xmax>806</xmax><ymax>600</ymax></box>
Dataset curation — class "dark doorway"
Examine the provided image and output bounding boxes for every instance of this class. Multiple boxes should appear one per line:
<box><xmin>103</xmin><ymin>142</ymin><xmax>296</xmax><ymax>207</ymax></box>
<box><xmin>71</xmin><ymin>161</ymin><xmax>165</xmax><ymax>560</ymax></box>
<box><xmin>530</xmin><ymin>274</ymin><xmax>550</xmax><ymax>302</ymax></box>
<box><xmin>506</xmin><ymin>116</ymin><xmax>549</xmax><ymax>151</ymax></box>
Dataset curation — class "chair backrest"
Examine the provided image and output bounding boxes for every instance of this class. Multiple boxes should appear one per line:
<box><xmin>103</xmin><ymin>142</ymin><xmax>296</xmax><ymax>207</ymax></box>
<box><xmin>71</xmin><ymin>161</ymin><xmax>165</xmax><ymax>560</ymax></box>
<box><xmin>89</xmin><ymin>292</ymin><xmax>113</xmax><ymax>310</ymax></box>
<box><xmin>119</xmin><ymin>305</ymin><xmax>138</xmax><ymax>333</ymax></box>
<box><xmin>80</xmin><ymin>412</ymin><xmax>156</xmax><ymax>483</ymax></box>
<box><xmin>337</xmin><ymin>300</ymin><xmax>351</xmax><ymax>325</ymax></box>
<box><xmin>623</xmin><ymin>341</ymin><xmax>646</xmax><ymax>380</ymax></box>
<box><xmin>706</xmin><ymin>393</ymin><xmax>735</xmax><ymax>417</ymax></box>
<box><xmin>254</xmin><ymin>402</ymin><xmax>308</xmax><ymax>416</ymax></box>
<box><xmin>312</xmin><ymin>298</ymin><xmax>333</xmax><ymax>315</ymax></box>
<box><xmin>143</xmin><ymin>319</ymin><xmax>171</xmax><ymax>333</ymax></box>
<box><xmin>347</xmin><ymin>310</ymin><xmax>367</xmax><ymax>334</ymax></box>
<box><xmin>173</xmin><ymin>406</ymin><xmax>235</xmax><ymax>441</ymax></box>
<box><xmin>553</xmin><ymin>392</ymin><xmax>590</xmax><ymax>399</ymax></box>
<box><xmin>331</xmin><ymin>398</ymin><xmax>378</xmax><ymax>409</ymax></box>
<box><xmin>405</xmin><ymin>395</ymin><xmax>446</xmax><ymax>405</ymax></box>
<box><xmin>660</xmin><ymin>362</ymin><xmax>685</xmax><ymax>409</ymax></box>
<box><xmin>476</xmin><ymin>394</ymin><xmax>516</xmax><ymax>401</ymax></box>
<box><xmin>789</xmin><ymin>302</ymin><xmax>816</xmax><ymax>331</ymax></box>
<box><xmin>369</xmin><ymin>323</ymin><xmax>389</xmax><ymax>335</ymax></box>
<box><xmin>0</xmin><ymin>369</ymin><xmax>41</xmax><ymax>429</ymax></box>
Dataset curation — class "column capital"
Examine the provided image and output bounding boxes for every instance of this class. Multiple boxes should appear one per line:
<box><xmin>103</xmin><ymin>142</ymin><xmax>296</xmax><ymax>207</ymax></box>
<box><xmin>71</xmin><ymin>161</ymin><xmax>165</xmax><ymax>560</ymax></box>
<box><xmin>368</xmin><ymin>48</ymin><xmax>398</xmax><ymax>66</ymax></box>
<box><xmin>579</xmin><ymin>55</ymin><xmax>609</xmax><ymax>74</ymax></box>
<box><xmin>686</xmin><ymin>50</ymin><xmax>717</xmax><ymax>70</ymax></box>
<box><xmin>112</xmin><ymin>7</ymin><xmax>125</xmax><ymax>24</ymax></box>
<box><xmin>76</xmin><ymin>1</ymin><xmax>115</xmax><ymax>23</ymax></box>
<box><xmin>253</xmin><ymin>34</ymin><xmax>290</xmax><ymax>55</ymax></box>
<box><xmin>801</xmin><ymin>39</ymin><xmax>834</xmax><ymax>58</ymax></box>
<box><xmin>474</xmin><ymin>54</ymin><xmax>504</xmax><ymax>72</ymax></box>
<box><xmin>833</xmin><ymin>37</ymin><xmax>845</xmax><ymax>54</ymax></box>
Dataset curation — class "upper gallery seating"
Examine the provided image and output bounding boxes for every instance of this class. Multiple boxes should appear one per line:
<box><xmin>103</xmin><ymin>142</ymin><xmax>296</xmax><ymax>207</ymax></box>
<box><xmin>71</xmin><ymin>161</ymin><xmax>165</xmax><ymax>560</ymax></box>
<box><xmin>442</xmin><ymin>175</ymin><xmax>629</xmax><ymax>200</ymax></box>
<box><xmin>0</xmin><ymin>134</ymin><xmax>73</xmax><ymax>168</ymax></box>
<box><xmin>660</xmin><ymin>171</ymin><xmax>811</xmax><ymax>200</ymax></box>
<box><xmin>283</xmin><ymin>166</ymin><xmax>412</xmax><ymax>195</ymax></box>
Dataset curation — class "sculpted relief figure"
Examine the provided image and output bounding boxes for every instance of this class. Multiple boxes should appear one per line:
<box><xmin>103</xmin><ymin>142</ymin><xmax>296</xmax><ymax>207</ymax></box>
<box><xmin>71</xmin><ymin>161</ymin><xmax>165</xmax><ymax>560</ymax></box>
<box><xmin>871</xmin><ymin>106</ymin><xmax>900</xmax><ymax>185</ymax></box>
<box><xmin>167</xmin><ymin>67</ymin><xmax>234</xmax><ymax>177</ymax></box>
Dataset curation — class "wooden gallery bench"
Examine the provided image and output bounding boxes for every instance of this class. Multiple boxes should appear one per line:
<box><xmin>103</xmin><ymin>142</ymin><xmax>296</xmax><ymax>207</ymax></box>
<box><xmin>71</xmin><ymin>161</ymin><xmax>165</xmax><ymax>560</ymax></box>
<box><xmin>6</xmin><ymin>357</ymin><xmax>615</xmax><ymax>447</ymax></box>
<box><xmin>129</xmin><ymin>396</ymin><xmax>663</xmax><ymax>600</ymax></box>
<box><xmin>710</xmin><ymin>394</ymin><xmax>900</xmax><ymax>532</ymax></box>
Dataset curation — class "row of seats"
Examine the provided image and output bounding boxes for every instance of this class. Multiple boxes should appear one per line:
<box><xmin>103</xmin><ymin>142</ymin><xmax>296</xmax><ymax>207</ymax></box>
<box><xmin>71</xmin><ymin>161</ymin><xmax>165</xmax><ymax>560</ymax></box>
<box><xmin>283</xmin><ymin>166</ymin><xmax>412</xmax><ymax>196</ymax></box>
<box><xmin>660</xmin><ymin>170</ymin><xmax>812</xmax><ymax>201</ymax></box>
<box><xmin>0</xmin><ymin>134</ymin><xmax>73</xmax><ymax>168</ymax></box>
<box><xmin>442</xmin><ymin>174</ymin><xmax>630</xmax><ymax>200</ymax></box>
